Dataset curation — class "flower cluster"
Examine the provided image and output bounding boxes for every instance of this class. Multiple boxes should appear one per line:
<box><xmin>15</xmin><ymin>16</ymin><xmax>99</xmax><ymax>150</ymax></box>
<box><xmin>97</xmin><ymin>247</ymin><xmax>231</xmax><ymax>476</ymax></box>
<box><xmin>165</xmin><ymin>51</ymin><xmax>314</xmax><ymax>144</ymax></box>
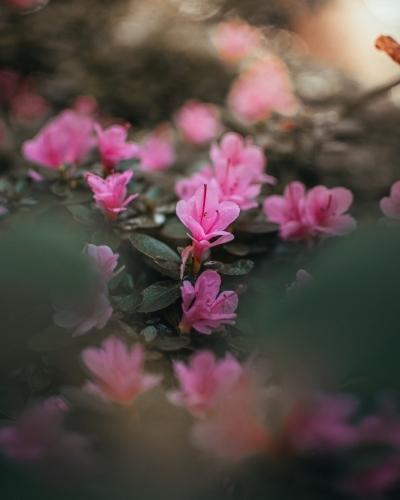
<box><xmin>263</xmin><ymin>181</ymin><xmax>357</xmax><ymax>241</ymax></box>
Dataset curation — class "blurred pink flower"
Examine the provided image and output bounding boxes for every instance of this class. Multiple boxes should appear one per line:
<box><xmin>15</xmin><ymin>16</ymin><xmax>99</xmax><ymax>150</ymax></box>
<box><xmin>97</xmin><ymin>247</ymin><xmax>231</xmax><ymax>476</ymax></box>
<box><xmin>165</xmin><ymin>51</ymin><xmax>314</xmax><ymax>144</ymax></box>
<box><xmin>168</xmin><ymin>350</ymin><xmax>243</xmax><ymax>418</ymax></box>
<box><xmin>263</xmin><ymin>182</ymin><xmax>356</xmax><ymax>241</ymax></box>
<box><xmin>174</xmin><ymin>100</ymin><xmax>221</xmax><ymax>146</ymax></box>
<box><xmin>380</xmin><ymin>180</ymin><xmax>400</xmax><ymax>220</ymax></box>
<box><xmin>22</xmin><ymin>109</ymin><xmax>95</xmax><ymax>171</ymax></box>
<box><xmin>86</xmin><ymin>169</ymin><xmax>137</xmax><ymax>220</ymax></box>
<box><xmin>4</xmin><ymin>0</ymin><xmax>46</xmax><ymax>11</ymax></box>
<box><xmin>176</xmin><ymin>183</ymin><xmax>240</xmax><ymax>264</ymax></box>
<box><xmin>228</xmin><ymin>57</ymin><xmax>298</xmax><ymax>122</ymax></box>
<box><xmin>81</xmin><ymin>336</ymin><xmax>162</xmax><ymax>405</ymax></box>
<box><xmin>53</xmin><ymin>244</ymin><xmax>120</xmax><ymax>336</ymax></box>
<box><xmin>72</xmin><ymin>95</ymin><xmax>97</xmax><ymax>115</ymax></box>
<box><xmin>283</xmin><ymin>393</ymin><xmax>358</xmax><ymax>453</ymax></box>
<box><xmin>192</xmin><ymin>367</ymin><xmax>270</xmax><ymax>460</ymax></box>
<box><xmin>286</xmin><ymin>269</ymin><xmax>313</xmax><ymax>296</ymax></box>
<box><xmin>0</xmin><ymin>397</ymin><xmax>91</xmax><ymax>483</ymax></box>
<box><xmin>179</xmin><ymin>269</ymin><xmax>239</xmax><ymax>334</ymax></box>
<box><xmin>213</xmin><ymin>19</ymin><xmax>263</xmax><ymax>63</ymax></box>
<box><xmin>175</xmin><ymin>166</ymin><xmax>215</xmax><ymax>201</ymax></box>
<box><xmin>138</xmin><ymin>124</ymin><xmax>174</xmax><ymax>171</ymax></box>
<box><xmin>95</xmin><ymin>123</ymin><xmax>140</xmax><ymax>174</ymax></box>
<box><xmin>9</xmin><ymin>89</ymin><xmax>50</xmax><ymax>124</ymax></box>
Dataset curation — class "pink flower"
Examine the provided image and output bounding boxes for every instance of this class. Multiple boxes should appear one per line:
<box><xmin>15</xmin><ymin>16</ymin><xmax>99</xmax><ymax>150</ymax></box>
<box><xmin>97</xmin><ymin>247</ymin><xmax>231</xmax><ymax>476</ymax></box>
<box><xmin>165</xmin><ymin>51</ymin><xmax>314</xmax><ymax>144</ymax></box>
<box><xmin>380</xmin><ymin>180</ymin><xmax>400</xmax><ymax>220</ymax></box>
<box><xmin>213</xmin><ymin>19</ymin><xmax>263</xmax><ymax>63</ymax></box>
<box><xmin>175</xmin><ymin>166</ymin><xmax>215</xmax><ymax>201</ymax></box>
<box><xmin>72</xmin><ymin>95</ymin><xmax>97</xmax><ymax>115</ymax></box>
<box><xmin>228</xmin><ymin>57</ymin><xmax>298</xmax><ymax>122</ymax></box>
<box><xmin>81</xmin><ymin>336</ymin><xmax>162</xmax><ymax>405</ymax></box>
<box><xmin>86</xmin><ymin>170</ymin><xmax>137</xmax><ymax>220</ymax></box>
<box><xmin>304</xmin><ymin>185</ymin><xmax>357</xmax><ymax>238</ymax></box>
<box><xmin>95</xmin><ymin>123</ymin><xmax>140</xmax><ymax>173</ymax></box>
<box><xmin>179</xmin><ymin>270</ymin><xmax>239</xmax><ymax>334</ymax></box>
<box><xmin>138</xmin><ymin>124</ymin><xmax>174</xmax><ymax>171</ymax></box>
<box><xmin>263</xmin><ymin>182</ymin><xmax>356</xmax><ymax>241</ymax></box>
<box><xmin>174</xmin><ymin>100</ymin><xmax>221</xmax><ymax>146</ymax></box>
<box><xmin>0</xmin><ymin>397</ymin><xmax>91</xmax><ymax>483</ymax></box>
<box><xmin>263</xmin><ymin>181</ymin><xmax>308</xmax><ymax>240</ymax></box>
<box><xmin>22</xmin><ymin>109</ymin><xmax>95</xmax><ymax>171</ymax></box>
<box><xmin>9</xmin><ymin>89</ymin><xmax>50</xmax><ymax>124</ymax></box>
<box><xmin>53</xmin><ymin>244</ymin><xmax>120</xmax><ymax>336</ymax></box>
<box><xmin>168</xmin><ymin>350</ymin><xmax>243</xmax><ymax>418</ymax></box>
<box><xmin>191</xmin><ymin>367</ymin><xmax>270</xmax><ymax>460</ymax></box>
<box><xmin>283</xmin><ymin>393</ymin><xmax>358</xmax><ymax>453</ymax></box>
<box><xmin>176</xmin><ymin>183</ymin><xmax>240</xmax><ymax>263</ymax></box>
<box><xmin>286</xmin><ymin>269</ymin><xmax>313</xmax><ymax>296</ymax></box>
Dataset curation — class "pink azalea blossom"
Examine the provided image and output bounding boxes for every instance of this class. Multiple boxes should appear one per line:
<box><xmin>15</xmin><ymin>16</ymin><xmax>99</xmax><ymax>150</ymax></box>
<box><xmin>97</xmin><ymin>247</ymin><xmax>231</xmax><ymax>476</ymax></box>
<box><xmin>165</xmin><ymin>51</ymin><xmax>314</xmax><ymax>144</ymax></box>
<box><xmin>176</xmin><ymin>183</ymin><xmax>240</xmax><ymax>264</ymax></box>
<box><xmin>179</xmin><ymin>269</ymin><xmax>239</xmax><ymax>334</ymax></box>
<box><xmin>380</xmin><ymin>180</ymin><xmax>400</xmax><ymax>220</ymax></box>
<box><xmin>283</xmin><ymin>393</ymin><xmax>358</xmax><ymax>453</ymax></box>
<box><xmin>228</xmin><ymin>57</ymin><xmax>298</xmax><ymax>122</ymax></box>
<box><xmin>0</xmin><ymin>397</ymin><xmax>91</xmax><ymax>482</ymax></box>
<box><xmin>72</xmin><ymin>95</ymin><xmax>97</xmax><ymax>115</ymax></box>
<box><xmin>175</xmin><ymin>166</ymin><xmax>215</xmax><ymax>201</ymax></box>
<box><xmin>286</xmin><ymin>269</ymin><xmax>313</xmax><ymax>296</ymax></box>
<box><xmin>191</xmin><ymin>367</ymin><xmax>271</xmax><ymax>460</ymax></box>
<box><xmin>53</xmin><ymin>244</ymin><xmax>121</xmax><ymax>336</ymax></box>
<box><xmin>174</xmin><ymin>100</ymin><xmax>221</xmax><ymax>146</ymax></box>
<box><xmin>263</xmin><ymin>182</ymin><xmax>356</xmax><ymax>241</ymax></box>
<box><xmin>95</xmin><ymin>123</ymin><xmax>140</xmax><ymax>174</ymax></box>
<box><xmin>9</xmin><ymin>89</ymin><xmax>50</xmax><ymax>124</ymax></box>
<box><xmin>81</xmin><ymin>336</ymin><xmax>162</xmax><ymax>405</ymax></box>
<box><xmin>213</xmin><ymin>19</ymin><xmax>263</xmax><ymax>63</ymax></box>
<box><xmin>168</xmin><ymin>350</ymin><xmax>243</xmax><ymax>418</ymax></box>
<box><xmin>22</xmin><ymin>109</ymin><xmax>95</xmax><ymax>171</ymax></box>
<box><xmin>138</xmin><ymin>124</ymin><xmax>174</xmax><ymax>171</ymax></box>
<box><xmin>86</xmin><ymin>169</ymin><xmax>137</xmax><ymax>220</ymax></box>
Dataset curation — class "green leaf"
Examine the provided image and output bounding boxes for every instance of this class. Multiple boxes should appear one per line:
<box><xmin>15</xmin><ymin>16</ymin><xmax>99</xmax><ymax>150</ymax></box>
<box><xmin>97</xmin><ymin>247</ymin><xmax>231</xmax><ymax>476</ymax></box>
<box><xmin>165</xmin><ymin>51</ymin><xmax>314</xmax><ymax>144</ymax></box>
<box><xmin>91</xmin><ymin>229</ymin><xmax>121</xmax><ymax>250</ymax></box>
<box><xmin>223</xmin><ymin>242</ymin><xmax>250</xmax><ymax>256</ymax></box>
<box><xmin>29</xmin><ymin>368</ymin><xmax>52</xmax><ymax>392</ymax></box>
<box><xmin>130</xmin><ymin>233</ymin><xmax>181</xmax><ymax>272</ymax></box>
<box><xmin>111</xmin><ymin>294</ymin><xmax>142</xmax><ymax>313</ymax></box>
<box><xmin>154</xmin><ymin>336</ymin><xmax>191</xmax><ymax>351</ymax></box>
<box><xmin>161</xmin><ymin>217</ymin><xmax>190</xmax><ymax>241</ymax></box>
<box><xmin>236</xmin><ymin>219</ymin><xmax>279</xmax><ymax>234</ymax></box>
<box><xmin>138</xmin><ymin>280</ymin><xmax>181</xmax><ymax>313</ymax></box>
<box><xmin>67</xmin><ymin>205</ymin><xmax>96</xmax><ymax>225</ymax></box>
<box><xmin>27</xmin><ymin>325</ymin><xmax>73</xmax><ymax>352</ymax></box>
<box><xmin>203</xmin><ymin>259</ymin><xmax>254</xmax><ymax>275</ymax></box>
<box><xmin>227</xmin><ymin>336</ymin><xmax>258</xmax><ymax>353</ymax></box>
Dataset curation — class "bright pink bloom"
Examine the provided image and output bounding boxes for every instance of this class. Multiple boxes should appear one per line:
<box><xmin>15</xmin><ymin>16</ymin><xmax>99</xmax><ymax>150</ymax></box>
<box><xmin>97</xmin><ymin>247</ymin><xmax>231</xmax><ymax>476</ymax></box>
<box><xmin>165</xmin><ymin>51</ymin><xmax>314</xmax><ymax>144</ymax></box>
<box><xmin>304</xmin><ymin>185</ymin><xmax>357</xmax><ymax>237</ymax></box>
<box><xmin>176</xmin><ymin>184</ymin><xmax>240</xmax><ymax>262</ymax></box>
<box><xmin>380</xmin><ymin>180</ymin><xmax>400</xmax><ymax>220</ymax></box>
<box><xmin>168</xmin><ymin>350</ymin><xmax>243</xmax><ymax>418</ymax></box>
<box><xmin>53</xmin><ymin>244</ymin><xmax>120</xmax><ymax>336</ymax></box>
<box><xmin>263</xmin><ymin>182</ymin><xmax>308</xmax><ymax>240</ymax></box>
<box><xmin>192</xmin><ymin>367</ymin><xmax>270</xmax><ymax>460</ymax></box>
<box><xmin>286</xmin><ymin>269</ymin><xmax>313</xmax><ymax>296</ymax></box>
<box><xmin>213</xmin><ymin>19</ymin><xmax>263</xmax><ymax>62</ymax></box>
<box><xmin>174</xmin><ymin>100</ymin><xmax>221</xmax><ymax>146</ymax></box>
<box><xmin>95</xmin><ymin>123</ymin><xmax>140</xmax><ymax>173</ymax></box>
<box><xmin>263</xmin><ymin>182</ymin><xmax>356</xmax><ymax>241</ymax></box>
<box><xmin>81</xmin><ymin>336</ymin><xmax>162</xmax><ymax>405</ymax></box>
<box><xmin>86</xmin><ymin>170</ymin><xmax>137</xmax><ymax>220</ymax></box>
<box><xmin>283</xmin><ymin>393</ymin><xmax>358</xmax><ymax>453</ymax></box>
<box><xmin>228</xmin><ymin>57</ymin><xmax>298</xmax><ymax>122</ymax></box>
<box><xmin>138</xmin><ymin>124</ymin><xmax>174</xmax><ymax>171</ymax></box>
<box><xmin>22</xmin><ymin>109</ymin><xmax>95</xmax><ymax>170</ymax></box>
<box><xmin>0</xmin><ymin>397</ymin><xmax>91</xmax><ymax>482</ymax></box>
<box><xmin>175</xmin><ymin>166</ymin><xmax>215</xmax><ymax>201</ymax></box>
<box><xmin>179</xmin><ymin>270</ymin><xmax>239</xmax><ymax>334</ymax></box>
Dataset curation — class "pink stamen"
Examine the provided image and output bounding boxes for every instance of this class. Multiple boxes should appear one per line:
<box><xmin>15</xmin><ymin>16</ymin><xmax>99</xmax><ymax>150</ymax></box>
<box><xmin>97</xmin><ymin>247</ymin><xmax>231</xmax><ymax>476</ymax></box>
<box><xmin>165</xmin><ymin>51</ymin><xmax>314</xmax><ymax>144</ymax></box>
<box><xmin>201</xmin><ymin>183</ymin><xmax>208</xmax><ymax>227</ymax></box>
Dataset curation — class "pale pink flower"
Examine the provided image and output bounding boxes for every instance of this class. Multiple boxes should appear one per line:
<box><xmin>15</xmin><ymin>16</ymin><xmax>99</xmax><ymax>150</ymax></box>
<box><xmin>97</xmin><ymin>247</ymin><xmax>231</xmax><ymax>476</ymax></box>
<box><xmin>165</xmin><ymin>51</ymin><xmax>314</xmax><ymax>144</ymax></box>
<box><xmin>283</xmin><ymin>393</ymin><xmax>358</xmax><ymax>453</ymax></box>
<box><xmin>168</xmin><ymin>350</ymin><xmax>243</xmax><ymax>418</ymax></box>
<box><xmin>95</xmin><ymin>123</ymin><xmax>140</xmax><ymax>174</ymax></box>
<box><xmin>0</xmin><ymin>397</ymin><xmax>91</xmax><ymax>482</ymax></box>
<box><xmin>22</xmin><ymin>109</ymin><xmax>95</xmax><ymax>170</ymax></box>
<box><xmin>138</xmin><ymin>124</ymin><xmax>174</xmax><ymax>171</ymax></box>
<box><xmin>263</xmin><ymin>182</ymin><xmax>356</xmax><ymax>241</ymax></box>
<box><xmin>213</xmin><ymin>19</ymin><xmax>263</xmax><ymax>63</ymax></box>
<box><xmin>175</xmin><ymin>166</ymin><xmax>215</xmax><ymax>201</ymax></box>
<box><xmin>380</xmin><ymin>180</ymin><xmax>400</xmax><ymax>220</ymax></box>
<box><xmin>176</xmin><ymin>183</ymin><xmax>240</xmax><ymax>263</ymax></box>
<box><xmin>174</xmin><ymin>100</ymin><xmax>221</xmax><ymax>146</ymax></box>
<box><xmin>263</xmin><ymin>181</ymin><xmax>308</xmax><ymax>240</ymax></box>
<box><xmin>81</xmin><ymin>336</ymin><xmax>162</xmax><ymax>405</ymax></box>
<box><xmin>53</xmin><ymin>244</ymin><xmax>120</xmax><ymax>336</ymax></box>
<box><xmin>228</xmin><ymin>57</ymin><xmax>298</xmax><ymax>122</ymax></box>
<box><xmin>192</xmin><ymin>367</ymin><xmax>270</xmax><ymax>460</ymax></box>
<box><xmin>286</xmin><ymin>269</ymin><xmax>313</xmax><ymax>296</ymax></box>
<box><xmin>304</xmin><ymin>185</ymin><xmax>357</xmax><ymax>238</ymax></box>
<box><xmin>86</xmin><ymin>170</ymin><xmax>137</xmax><ymax>220</ymax></box>
<box><xmin>179</xmin><ymin>270</ymin><xmax>239</xmax><ymax>334</ymax></box>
